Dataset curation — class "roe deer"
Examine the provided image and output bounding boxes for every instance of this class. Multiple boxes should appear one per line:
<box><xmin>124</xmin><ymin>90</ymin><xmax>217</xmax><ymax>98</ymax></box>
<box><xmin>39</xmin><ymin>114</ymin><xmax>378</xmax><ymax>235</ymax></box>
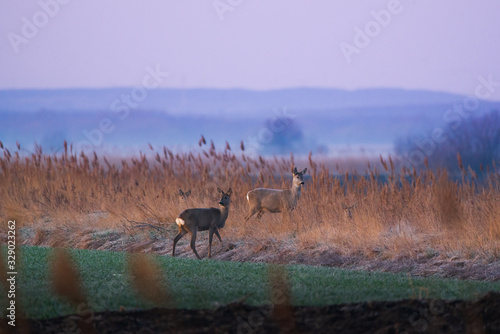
<box><xmin>178</xmin><ymin>189</ymin><xmax>191</xmax><ymax>201</ymax></box>
<box><xmin>342</xmin><ymin>201</ymin><xmax>357</xmax><ymax>219</ymax></box>
<box><xmin>172</xmin><ymin>188</ymin><xmax>232</xmax><ymax>260</ymax></box>
<box><xmin>245</xmin><ymin>167</ymin><xmax>307</xmax><ymax>220</ymax></box>
<box><xmin>176</xmin><ymin>189</ymin><xmax>192</xmax><ymax>212</ymax></box>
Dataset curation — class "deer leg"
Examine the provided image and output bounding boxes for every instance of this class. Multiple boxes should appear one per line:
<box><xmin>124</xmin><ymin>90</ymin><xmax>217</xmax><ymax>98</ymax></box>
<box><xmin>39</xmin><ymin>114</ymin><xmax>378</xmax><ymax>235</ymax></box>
<box><xmin>214</xmin><ymin>229</ymin><xmax>222</xmax><ymax>243</ymax></box>
<box><xmin>172</xmin><ymin>228</ymin><xmax>188</xmax><ymax>257</ymax></box>
<box><xmin>281</xmin><ymin>210</ymin><xmax>287</xmax><ymax>221</ymax></box>
<box><xmin>190</xmin><ymin>228</ymin><xmax>201</xmax><ymax>260</ymax></box>
<box><xmin>208</xmin><ymin>228</ymin><xmax>215</xmax><ymax>258</ymax></box>
<box><xmin>244</xmin><ymin>206</ymin><xmax>260</xmax><ymax>221</ymax></box>
<box><xmin>288</xmin><ymin>210</ymin><xmax>297</xmax><ymax>231</ymax></box>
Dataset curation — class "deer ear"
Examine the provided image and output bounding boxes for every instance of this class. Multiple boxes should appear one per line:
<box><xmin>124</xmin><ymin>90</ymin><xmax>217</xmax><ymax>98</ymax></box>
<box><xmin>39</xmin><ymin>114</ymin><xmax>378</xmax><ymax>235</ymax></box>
<box><xmin>293</xmin><ymin>167</ymin><xmax>298</xmax><ymax>174</ymax></box>
<box><xmin>185</xmin><ymin>190</ymin><xmax>191</xmax><ymax>197</ymax></box>
<box><xmin>217</xmin><ymin>187</ymin><xmax>223</xmax><ymax>193</ymax></box>
<box><xmin>301</xmin><ymin>168</ymin><xmax>307</xmax><ymax>174</ymax></box>
<box><xmin>227</xmin><ymin>188</ymin><xmax>232</xmax><ymax>195</ymax></box>
<box><xmin>179</xmin><ymin>189</ymin><xmax>184</xmax><ymax>195</ymax></box>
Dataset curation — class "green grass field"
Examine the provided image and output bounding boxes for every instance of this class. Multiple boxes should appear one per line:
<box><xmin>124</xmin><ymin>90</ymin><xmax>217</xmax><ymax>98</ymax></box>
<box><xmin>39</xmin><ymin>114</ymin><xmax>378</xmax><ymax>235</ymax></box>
<box><xmin>2</xmin><ymin>246</ymin><xmax>500</xmax><ymax>319</ymax></box>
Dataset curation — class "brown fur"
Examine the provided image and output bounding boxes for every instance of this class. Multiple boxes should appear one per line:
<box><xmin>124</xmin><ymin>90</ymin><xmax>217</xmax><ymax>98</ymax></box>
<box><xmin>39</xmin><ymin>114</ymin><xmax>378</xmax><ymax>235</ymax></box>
<box><xmin>245</xmin><ymin>167</ymin><xmax>307</xmax><ymax>220</ymax></box>
<box><xmin>172</xmin><ymin>188</ymin><xmax>232</xmax><ymax>259</ymax></box>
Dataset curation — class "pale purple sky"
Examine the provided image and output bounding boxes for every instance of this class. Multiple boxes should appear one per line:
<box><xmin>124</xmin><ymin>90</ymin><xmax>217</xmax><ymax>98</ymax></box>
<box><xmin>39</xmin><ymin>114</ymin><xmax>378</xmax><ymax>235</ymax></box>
<box><xmin>1</xmin><ymin>0</ymin><xmax>500</xmax><ymax>99</ymax></box>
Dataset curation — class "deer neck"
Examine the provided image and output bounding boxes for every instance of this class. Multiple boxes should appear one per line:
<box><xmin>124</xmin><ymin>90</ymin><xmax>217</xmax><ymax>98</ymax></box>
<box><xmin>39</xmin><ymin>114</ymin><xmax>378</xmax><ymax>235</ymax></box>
<box><xmin>218</xmin><ymin>205</ymin><xmax>229</xmax><ymax>228</ymax></box>
<box><xmin>290</xmin><ymin>183</ymin><xmax>302</xmax><ymax>201</ymax></box>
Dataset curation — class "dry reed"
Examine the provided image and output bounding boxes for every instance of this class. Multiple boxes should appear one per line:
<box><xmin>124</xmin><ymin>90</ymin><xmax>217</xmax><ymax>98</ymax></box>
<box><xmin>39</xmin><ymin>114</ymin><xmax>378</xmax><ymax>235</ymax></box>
<box><xmin>128</xmin><ymin>253</ymin><xmax>172</xmax><ymax>307</ymax></box>
<box><xmin>1</xmin><ymin>141</ymin><xmax>499</xmax><ymax>261</ymax></box>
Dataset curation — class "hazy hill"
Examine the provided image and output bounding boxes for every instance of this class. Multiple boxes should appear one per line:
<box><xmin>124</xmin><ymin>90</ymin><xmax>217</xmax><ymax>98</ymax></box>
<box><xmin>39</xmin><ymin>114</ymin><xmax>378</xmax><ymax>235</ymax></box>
<box><xmin>0</xmin><ymin>87</ymin><xmax>471</xmax><ymax>115</ymax></box>
<box><xmin>0</xmin><ymin>88</ymin><xmax>498</xmax><ymax>156</ymax></box>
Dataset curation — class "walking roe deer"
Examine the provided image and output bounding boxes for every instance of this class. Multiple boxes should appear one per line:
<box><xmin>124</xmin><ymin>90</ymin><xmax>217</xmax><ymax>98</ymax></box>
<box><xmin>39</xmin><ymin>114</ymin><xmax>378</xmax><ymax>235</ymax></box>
<box><xmin>245</xmin><ymin>167</ymin><xmax>307</xmax><ymax>220</ymax></box>
<box><xmin>172</xmin><ymin>188</ymin><xmax>232</xmax><ymax>260</ymax></box>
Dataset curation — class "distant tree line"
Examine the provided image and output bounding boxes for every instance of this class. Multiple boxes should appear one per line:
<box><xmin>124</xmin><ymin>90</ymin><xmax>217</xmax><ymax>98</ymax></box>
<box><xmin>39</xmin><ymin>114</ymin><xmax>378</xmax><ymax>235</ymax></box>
<box><xmin>395</xmin><ymin>111</ymin><xmax>500</xmax><ymax>174</ymax></box>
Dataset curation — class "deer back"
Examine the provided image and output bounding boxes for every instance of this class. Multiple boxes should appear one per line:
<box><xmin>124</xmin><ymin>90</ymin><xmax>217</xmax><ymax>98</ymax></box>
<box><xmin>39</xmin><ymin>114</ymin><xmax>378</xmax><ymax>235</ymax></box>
<box><xmin>177</xmin><ymin>207</ymin><xmax>222</xmax><ymax>231</ymax></box>
<box><xmin>248</xmin><ymin>188</ymin><xmax>293</xmax><ymax>212</ymax></box>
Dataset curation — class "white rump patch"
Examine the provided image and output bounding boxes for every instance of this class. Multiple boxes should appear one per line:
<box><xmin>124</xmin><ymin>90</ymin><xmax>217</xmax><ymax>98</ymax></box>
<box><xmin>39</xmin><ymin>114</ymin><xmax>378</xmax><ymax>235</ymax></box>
<box><xmin>176</xmin><ymin>218</ymin><xmax>185</xmax><ymax>226</ymax></box>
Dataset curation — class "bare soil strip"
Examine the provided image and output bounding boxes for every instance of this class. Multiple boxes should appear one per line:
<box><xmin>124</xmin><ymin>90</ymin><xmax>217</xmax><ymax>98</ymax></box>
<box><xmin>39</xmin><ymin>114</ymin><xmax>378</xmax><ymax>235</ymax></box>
<box><xmin>3</xmin><ymin>292</ymin><xmax>499</xmax><ymax>334</ymax></box>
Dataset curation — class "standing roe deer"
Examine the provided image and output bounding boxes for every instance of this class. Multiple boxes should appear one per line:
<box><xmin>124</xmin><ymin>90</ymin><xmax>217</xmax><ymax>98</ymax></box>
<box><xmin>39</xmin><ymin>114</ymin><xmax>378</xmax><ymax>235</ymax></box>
<box><xmin>172</xmin><ymin>188</ymin><xmax>232</xmax><ymax>260</ymax></box>
<box><xmin>245</xmin><ymin>167</ymin><xmax>307</xmax><ymax>220</ymax></box>
<box><xmin>342</xmin><ymin>201</ymin><xmax>357</xmax><ymax>219</ymax></box>
<box><xmin>178</xmin><ymin>189</ymin><xmax>191</xmax><ymax>201</ymax></box>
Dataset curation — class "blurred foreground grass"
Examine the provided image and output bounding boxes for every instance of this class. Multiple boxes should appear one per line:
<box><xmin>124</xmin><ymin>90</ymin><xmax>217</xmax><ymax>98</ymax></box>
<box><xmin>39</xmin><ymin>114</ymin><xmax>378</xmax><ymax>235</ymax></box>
<box><xmin>2</xmin><ymin>246</ymin><xmax>499</xmax><ymax>319</ymax></box>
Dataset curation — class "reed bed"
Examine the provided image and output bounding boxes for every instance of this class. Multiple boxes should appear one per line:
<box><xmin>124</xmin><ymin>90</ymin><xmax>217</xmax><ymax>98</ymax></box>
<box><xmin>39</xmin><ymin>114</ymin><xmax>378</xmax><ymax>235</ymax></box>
<box><xmin>1</xmin><ymin>140</ymin><xmax>499</xmax><ymax>262</ymax></box>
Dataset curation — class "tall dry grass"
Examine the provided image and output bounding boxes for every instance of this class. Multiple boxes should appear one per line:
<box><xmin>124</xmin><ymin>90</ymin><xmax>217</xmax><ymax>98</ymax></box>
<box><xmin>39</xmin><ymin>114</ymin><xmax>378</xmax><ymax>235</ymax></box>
<box><xmin>1</xmin><ymin>140</ymin><xmax>499</xmax><ymax>260</ymax></box>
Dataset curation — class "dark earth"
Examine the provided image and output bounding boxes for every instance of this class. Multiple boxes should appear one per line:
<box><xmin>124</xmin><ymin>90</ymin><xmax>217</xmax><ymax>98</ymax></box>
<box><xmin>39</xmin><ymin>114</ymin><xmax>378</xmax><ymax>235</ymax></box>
<box><xmin>2</xmin><ymin>292</ymin><xmax>499</xmax><ymax>334</ymax></box>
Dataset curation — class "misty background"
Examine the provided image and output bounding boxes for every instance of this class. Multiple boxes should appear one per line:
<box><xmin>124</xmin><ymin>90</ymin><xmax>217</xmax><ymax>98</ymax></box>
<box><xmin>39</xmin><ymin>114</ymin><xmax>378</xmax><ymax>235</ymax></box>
<box><xmin>1</xmin><ymin>1</ymin><xmax>500</xmax><ymax>173</ymax></box>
